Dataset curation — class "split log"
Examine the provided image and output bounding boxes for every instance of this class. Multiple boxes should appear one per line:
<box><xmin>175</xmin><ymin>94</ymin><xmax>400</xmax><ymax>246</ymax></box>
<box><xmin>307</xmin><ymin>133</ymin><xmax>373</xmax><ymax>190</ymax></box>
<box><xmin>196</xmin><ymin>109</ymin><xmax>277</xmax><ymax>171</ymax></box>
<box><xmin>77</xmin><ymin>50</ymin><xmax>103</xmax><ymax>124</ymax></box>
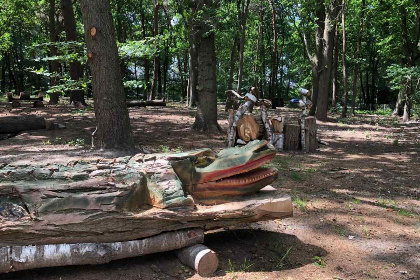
<box><xmin>304</xmin><ymin>116</ymin><xmax>317</xmax><ymax>152</ymax></box>
<box><xmin>284</xmin><ymin>124</ymin><xmax>300</xmax><ymax>151</ymax></box>
<box><xmin>176</xmin><ymin>244</ymin><xmax>218</xmax><ymax>277</ymax></box>
<box><xmin>0</xmin><ymin>229</ymin><xmax>204</xmax><ymax>273</ymax></box>
<box><xmin>237</xmin><ymin>114</ymin><xmax>260</xmax><ymax>142</ymax></box>
<box><xmin>0</xmin><ymin>116</ymin><xmax>46</xmax><ymax>133</ymax></box>
<box><xmin>127</xmin><ymin>100</ymin><xmax>166</xmax><ymax>107</ymax></box>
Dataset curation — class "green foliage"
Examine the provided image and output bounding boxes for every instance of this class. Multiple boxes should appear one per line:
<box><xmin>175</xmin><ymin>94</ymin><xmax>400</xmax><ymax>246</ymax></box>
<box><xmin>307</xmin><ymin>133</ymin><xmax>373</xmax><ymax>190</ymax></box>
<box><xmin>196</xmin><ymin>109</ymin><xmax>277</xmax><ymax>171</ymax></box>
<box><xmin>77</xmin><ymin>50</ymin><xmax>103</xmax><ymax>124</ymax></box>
<box><xmin>313</xmin><ymin>256</ymin><xmax>325</xmax><ymax>268</ymax></box>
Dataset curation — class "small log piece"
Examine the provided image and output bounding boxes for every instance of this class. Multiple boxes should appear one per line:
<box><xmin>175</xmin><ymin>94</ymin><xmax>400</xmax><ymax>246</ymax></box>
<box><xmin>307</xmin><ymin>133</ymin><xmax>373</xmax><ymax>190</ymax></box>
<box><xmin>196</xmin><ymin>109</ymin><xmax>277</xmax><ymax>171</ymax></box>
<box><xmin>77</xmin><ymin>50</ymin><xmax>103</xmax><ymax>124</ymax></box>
<box><xmin>176</xmin><ymin>244</ymin><xmax>219</xmax><ymax>277</ymax></box>
<box><xmin>304</xmin><ymin>116</ymin><xmax>317</xmax><ymax>152</ymax></box>
<box><xmin>272</xmin><ymin>116</ymin><xmax>285</xmax><ymax>133</ymax></box>
<box><xmin>227</xmin><ymin>109</ymin><xmax>236</xmax><ymax>144</ymax></box>
<box><xmin>0</xmin><ymin>116</ymin><xmax>46</xmax><ymax>134</ymax></box>
<box><xmin>0</xmin><ymin>229</ymin><xmax>204</xmax><ymax>273</ymax></box>
<box><xmin>237</xmin><ymin>114</ymin><xmax>260</xmax><ymax>142</ymax></box>
<box><xmin>284</xmin><ymin>124</ymin><xmax>300</xmax><ymax>151</ymax></box>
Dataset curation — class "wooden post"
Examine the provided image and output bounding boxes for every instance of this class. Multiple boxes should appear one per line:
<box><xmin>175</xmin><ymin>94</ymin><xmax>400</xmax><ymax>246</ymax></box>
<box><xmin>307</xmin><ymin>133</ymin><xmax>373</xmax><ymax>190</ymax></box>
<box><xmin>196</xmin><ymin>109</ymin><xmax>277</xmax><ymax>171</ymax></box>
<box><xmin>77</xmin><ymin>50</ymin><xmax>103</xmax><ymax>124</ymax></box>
<box><xmin>6</xmin><ymin>92</ymin><xmax>13</xmax><ymax>102</ymax></box>
<box><xmin>260</xmin><ymin>105</ymin><xmax>273</xmax><ymax>144</ymax></box>
<box><xmin>49</xmin><ymin>92</ymin><xmax>60</xmax><ymax>105</ymax></box>
<box><xmin>19</xmin><ymin>92</ymin><xmax>30</xmax><ymax>100</ymax></box>
<box><xmin>304</xmin><ymin>116</ymin><xmax>317</xmax><ymax>152</ymax></box>
<box><xmin>176</xmin><ymin>244</ymin><xmax>218</xmax><ymax>277</ymax></box>
<box><xmin>284</xmin><ymin>124</ymin><xmax>300</xmax><ymax>151</ymax></box>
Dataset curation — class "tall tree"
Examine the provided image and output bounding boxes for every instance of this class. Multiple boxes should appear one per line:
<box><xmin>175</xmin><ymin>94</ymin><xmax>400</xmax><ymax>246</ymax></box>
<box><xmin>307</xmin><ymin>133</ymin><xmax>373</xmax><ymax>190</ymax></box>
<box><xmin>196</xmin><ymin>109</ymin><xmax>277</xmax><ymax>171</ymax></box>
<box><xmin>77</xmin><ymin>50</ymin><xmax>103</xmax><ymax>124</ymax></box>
<box><xmin>80</xmin><ymin>0</ymin><xmax>133</xmax><ymax>149</ymax></box>
<box><xmin>341</xmin><ymin>0</ymin><xmax>348</xmax><ymax>118</ymax></box>
<box><xmin>150</xmin><ymin>0</ymin><xmax>161</xmax><ymax>100</ymax></box>
<box><xmin>331</xmin><ymin>22</ymin><xmax>340</xmax><ymax>109</ymax></box>
<box><xmin>303</xmin><ymin>0</ymin><xmax>341</xmax><ymax>121</ymax></box>
<box><xmin>191</xmin><ymin>0</ymin><xmax>221</xmax><ymax>132</ymax></box>
<box><xmin>61</xmin><ymin>0</ymin><xmax>85</xmax><ymax>105</ymax></box>
<box><xmin>49</xmin><ymin>0</ymin><xmax>59</xmax><ymax>89</ymax></box>
<box><xmin>267</xmin><ymin>0</ymin><xmax>278</xmax><ymax>108</ymax></box>
<box><xmin>350</xmin><ymin>0</ymin><xmax>365</xmax><ymax>116</ymax></box>
<box><xmin>236</xmin><ymin>0</ymin><xmax>251</xmax><ymax>94</ymax></box>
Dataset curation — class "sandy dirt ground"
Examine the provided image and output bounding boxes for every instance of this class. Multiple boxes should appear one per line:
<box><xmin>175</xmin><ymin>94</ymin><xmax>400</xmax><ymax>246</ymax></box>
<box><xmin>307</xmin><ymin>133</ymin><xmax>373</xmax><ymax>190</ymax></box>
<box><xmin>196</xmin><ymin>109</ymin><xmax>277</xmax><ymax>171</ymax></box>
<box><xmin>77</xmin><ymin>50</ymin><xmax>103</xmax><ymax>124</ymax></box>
<box><xmin>0</xmin><ymin>101</ymin><xmax>419</xmax><ymax>280</ymax></box>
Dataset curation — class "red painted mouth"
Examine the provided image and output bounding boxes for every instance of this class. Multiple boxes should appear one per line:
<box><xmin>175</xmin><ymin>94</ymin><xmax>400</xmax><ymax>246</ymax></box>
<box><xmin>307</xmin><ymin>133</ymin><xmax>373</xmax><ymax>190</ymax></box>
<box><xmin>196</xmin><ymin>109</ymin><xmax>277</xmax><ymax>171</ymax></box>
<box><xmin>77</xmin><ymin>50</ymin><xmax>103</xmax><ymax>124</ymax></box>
<box><xmin>199</xmin><ymin>152</ymin><xmax>276</xmax><ymax>183</ymax></box>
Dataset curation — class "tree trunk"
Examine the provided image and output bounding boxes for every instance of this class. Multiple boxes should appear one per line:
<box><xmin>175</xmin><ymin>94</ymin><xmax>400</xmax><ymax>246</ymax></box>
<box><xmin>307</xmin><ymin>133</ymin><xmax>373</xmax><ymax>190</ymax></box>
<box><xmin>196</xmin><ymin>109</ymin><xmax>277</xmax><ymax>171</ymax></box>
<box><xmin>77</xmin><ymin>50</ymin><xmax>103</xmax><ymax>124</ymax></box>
<box><xmin>237</xmin><ymin>0</ymin><xmax>251</xmax><ymax>94</ymax></box>
<box><xmin>351</xmin><ymin>0</ymin><xmax>365</xmax><ymax>116</ymax></box>
<box><xmin>341</xmin><ymin>0</ymin><xmax>348</xmax><ymax>118</ymax></box>
<box><xmin>191</xmin><ymin>0</ymin><xmax>221</xmax><ymax>132</ymax></box>
<box><xmin>267</xmin><ymin>0</ymin><xmax>277</xmax><ymax>109</ymax></box>
<box><xmin>150</xmin><ymin>0</ymin><xmax>161</xmax><ymax>100</ymax></box>
<box><xmin>140</xmin><ymin>0</ymin><xmax>150</xmax><ymax>100</ymax></box>
<box><xmin>80</xmin><ymin>0</ymin><xmax>133</xmax><ymax>149</ymax></box>
<box><xmin>188</xmin><ymin>29</ymin><xmax>198</xmax><ymax>107</ymax></box>
<box><xmin>1</xmin><ymin>54</ymin><xmax>5</xmax><ymax>94</ymax></box>
<box><xmin>49</xmin><ymin>0</ymin><xmax>59</xmax><ymax>87</ymax></box>
<box><xmin>61</xmin><ymin>0</ymin><xmax>85</xmax><ymax>105</ymax></box>
<box><xmin>332</xmin><ymin>23</ymin><xmax>339</xmax><ymax>109</ymax></box>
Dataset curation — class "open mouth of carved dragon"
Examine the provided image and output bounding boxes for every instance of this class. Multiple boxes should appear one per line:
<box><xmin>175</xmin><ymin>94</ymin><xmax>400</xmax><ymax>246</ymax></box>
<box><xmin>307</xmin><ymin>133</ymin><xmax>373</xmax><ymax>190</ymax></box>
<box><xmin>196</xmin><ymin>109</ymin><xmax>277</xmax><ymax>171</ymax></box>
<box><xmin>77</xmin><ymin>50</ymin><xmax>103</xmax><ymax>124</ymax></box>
<box><xmin>191</xmin><ymin>143</ymin><xmax>279</xmax><ymax>199</ymax></box>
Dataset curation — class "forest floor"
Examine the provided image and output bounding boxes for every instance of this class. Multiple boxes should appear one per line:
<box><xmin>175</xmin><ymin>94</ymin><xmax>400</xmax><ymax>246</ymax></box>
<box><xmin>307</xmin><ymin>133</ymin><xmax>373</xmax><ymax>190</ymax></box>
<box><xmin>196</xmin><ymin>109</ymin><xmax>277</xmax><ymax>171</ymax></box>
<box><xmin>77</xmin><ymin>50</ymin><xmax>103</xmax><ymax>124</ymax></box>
<box><xmin>0</xmin><ymin>100</ymin><xmax>419</xmax><ymax>280</ymax></box>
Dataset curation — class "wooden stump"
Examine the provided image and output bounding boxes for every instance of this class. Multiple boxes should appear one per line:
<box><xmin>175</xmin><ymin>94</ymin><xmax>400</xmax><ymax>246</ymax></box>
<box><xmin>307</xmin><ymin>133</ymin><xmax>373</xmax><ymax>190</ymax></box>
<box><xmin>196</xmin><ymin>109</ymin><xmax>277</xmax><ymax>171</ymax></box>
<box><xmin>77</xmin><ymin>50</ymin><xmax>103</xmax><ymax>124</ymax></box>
<box><xmin>69</xmin><ymin>89</ymin><xmax>86</xmax><ymax>105</ymax></box>
<box><xmin>49</xmin><ymin>92</ymin><xmax>60</xmax><ymax>105</ymax></box>
<box><xmin>176</xmin><ymin>244</ymin><xmax>218</xmax><ymax>277</ymax></box>
<box><xmin>33</xmin><ymin>100</ymin><xmax>45</xmax><ymax>108</ymax></box>
<box><xmin>6</xmin><ymin>92</ymin><xmax>13</xmax><ymax>102</ymax></box>
<box><xmin>11</xmin><ymin>100</ymin><xmax>21</xmax><ymax>108</ymax></box>
<box><xmin>284</xmin><ymin>124</ymin><xmax>300</xmax><ymax>151</ymax></box>
<box><xmin>237</xmin><ymin>114</ymin><xmax>260</xmax><ymax>142</ymax></box>
<box><xmin>304</xmin><ymin>116</ymin><xmax>317</xmax><ymax>152</ymax></box>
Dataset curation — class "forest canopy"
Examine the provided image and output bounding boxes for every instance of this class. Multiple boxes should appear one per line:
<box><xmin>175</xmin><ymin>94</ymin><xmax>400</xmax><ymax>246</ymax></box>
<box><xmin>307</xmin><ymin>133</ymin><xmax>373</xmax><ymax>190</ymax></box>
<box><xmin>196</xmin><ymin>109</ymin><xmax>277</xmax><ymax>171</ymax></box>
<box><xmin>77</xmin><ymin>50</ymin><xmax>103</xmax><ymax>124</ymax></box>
<box><xmin>1</xmin><ymin>0</ymin><xmax>419</xmax><ymax>121</ymax></box>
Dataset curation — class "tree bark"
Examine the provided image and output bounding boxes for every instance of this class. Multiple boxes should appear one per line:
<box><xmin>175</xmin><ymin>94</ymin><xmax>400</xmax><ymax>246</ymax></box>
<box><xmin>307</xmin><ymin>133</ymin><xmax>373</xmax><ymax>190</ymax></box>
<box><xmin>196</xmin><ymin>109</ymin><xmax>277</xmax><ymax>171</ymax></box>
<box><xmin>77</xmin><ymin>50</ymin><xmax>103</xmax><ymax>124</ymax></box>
<box><xmin>332</xmin><ymin>23</ymin><xmax>339</xmax><ymax>109</ymax></box>
<box><xmin>61</xmin><ymin>0</ymin><xmax>85</xmax><ymax>105</ymax></box>
<box><xmin>150</xmin><ymin>0</ymin><xmax>161</xmax><ymax>100</ymax></box>
<box><xmin>49</xmin><ymin>0</ymin><xmax>59</xmax><ymax>87</ymax></box>
<box><xmin>267</xmin><ymin>0</ymin><xmax>277</xmax><ymax>109</ymax></box>
<box><xmin>350</xmin><ymin>0</ymin><xmax>365</xmax><ymax>116</ymax></box>
<box><xmin>341</xmin><ymin>0</ymin><xmax>348</xmax><ymax>118</ymax></box>
<box><xmin>140</xmin><ymin>0</ymin><xmax>150</xmax><ymax>100</ymax></box>
<box><xmin>191</xmin><ymin>0</ymin><xmax>221</xmax><ymax>132</ymax></box>
<box><xmin>80</xmin><ymin>0</ymin><xmax>133</xmax><ymax>149</ymax></box>
<box><xmin>236</xmin><ymin>0</ymin><xmax>251</xmax><ymax>93</ymax></box>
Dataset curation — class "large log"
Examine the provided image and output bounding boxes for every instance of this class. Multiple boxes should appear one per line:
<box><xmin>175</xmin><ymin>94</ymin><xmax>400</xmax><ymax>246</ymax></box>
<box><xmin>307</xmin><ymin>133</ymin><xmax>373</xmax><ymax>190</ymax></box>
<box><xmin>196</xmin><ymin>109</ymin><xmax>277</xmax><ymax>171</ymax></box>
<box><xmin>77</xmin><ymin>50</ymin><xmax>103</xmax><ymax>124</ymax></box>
<box><xmin>284</xmin><ymin>124</ymin><xmax>300</xmax><ymax>151</ymax></box>
<box><xmin>304</xmin><ymin>116</ymin><xmax>317</xmax><ymax>152</ymax></box>
<box><xmin>0</xmin><ymin>156</ymin><xmax>292</xmax><ymax>246</ymax></box>
<box><xmin>127</xmin><ymin>100</ymin><xmax>166</xmax><ymax>107</ymax></box>
<box><xmin>0</xmin><ymin>116</ymin><xmax>46</xmax><ymax>133</ymax></box>
<box><xmin>0</xmin><ymin>229</ymin><xmax>204</xmax><ymax>273</ymax></box>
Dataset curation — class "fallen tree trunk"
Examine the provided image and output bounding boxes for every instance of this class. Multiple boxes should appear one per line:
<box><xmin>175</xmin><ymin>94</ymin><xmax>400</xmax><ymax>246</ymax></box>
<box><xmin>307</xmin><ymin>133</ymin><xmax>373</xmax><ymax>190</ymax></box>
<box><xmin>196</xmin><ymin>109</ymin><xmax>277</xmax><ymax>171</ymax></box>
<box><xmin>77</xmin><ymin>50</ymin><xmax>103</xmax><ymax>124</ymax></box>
<box><xmin>176</xmin><ymin>244</ymin><xmax>218</xmax><ymax>277</ymax></box>
<box><xmin>0</xmin><ymin>116</ymin><xmax>46</xmax><ymax>133</ymax></box>
<box><xmin>0</xmin><ymin>155</ymin><xmax>292</xmax><ymax>246</ymax></box>
<box><xmin>127</xmin><ymin>100</ymin><xmax>166</xmax><ymax>107</ymax></box>
<box><xmin>0</xmin><ymin>228</ymin><xmax>204</xmax><ymax>273</ymax></box>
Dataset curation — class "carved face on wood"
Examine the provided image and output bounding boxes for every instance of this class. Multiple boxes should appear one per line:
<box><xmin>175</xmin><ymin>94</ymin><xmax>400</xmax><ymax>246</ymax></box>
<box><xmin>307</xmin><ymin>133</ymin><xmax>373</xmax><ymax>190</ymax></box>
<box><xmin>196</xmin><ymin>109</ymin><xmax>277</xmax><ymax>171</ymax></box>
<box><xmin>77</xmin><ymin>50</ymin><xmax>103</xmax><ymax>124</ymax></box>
<box><xmin>170</xmin><ymin>140</ymin><xmax>279</xmax><ymax>202</ymax></box>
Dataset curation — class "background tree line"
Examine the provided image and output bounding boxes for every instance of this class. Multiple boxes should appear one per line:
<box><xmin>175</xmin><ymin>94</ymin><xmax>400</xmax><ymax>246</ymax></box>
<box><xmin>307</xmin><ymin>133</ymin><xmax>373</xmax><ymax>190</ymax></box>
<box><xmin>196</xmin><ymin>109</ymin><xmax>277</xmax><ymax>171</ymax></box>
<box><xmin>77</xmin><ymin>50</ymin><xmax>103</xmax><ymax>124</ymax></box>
<box><xmin>1</xmin><ymin>0</ymin><xmax>419</xmax><ymax>123</ymax></box>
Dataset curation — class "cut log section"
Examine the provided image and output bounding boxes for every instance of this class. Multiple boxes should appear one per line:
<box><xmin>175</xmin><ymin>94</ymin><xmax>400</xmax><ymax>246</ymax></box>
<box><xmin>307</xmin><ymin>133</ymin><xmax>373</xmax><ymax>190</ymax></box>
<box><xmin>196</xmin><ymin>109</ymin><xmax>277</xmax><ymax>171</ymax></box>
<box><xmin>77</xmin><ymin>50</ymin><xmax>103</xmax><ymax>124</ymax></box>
<box><xmin>49</xmin><ymin>92</ymin><xmax>60</xmax><ymax>105</ymax></box>
<box><xmin>284</xmin><ymin>124</ymin><xmax>300</xmax><ymax>151</ymax></box>
<box><xmin>176</xmin><ymin>244</ymin><xmax>218</xmax><ymax>277</ymax></box>
<box><xmin>127</xmin><ymin>100</ymin><xmax>166</xmax><ymax>107</ymax></box>
<box><xmin>304</xmin><ymin>116</ymin><xmax>317</xmax><ymax>152</ymax></box>
<box><xmin>19</xmin><ymin>92</ymin><xmax>30</xmax><ymax>100</ymax></box>
<box><xmin>237</xmin><ymin>114</ymin><xmax>260</xmax><ymax>142</ymax></box>
<box><xmin>0</xmin><ymin>229</ymin><xmax>204</xmax><ymax>273</ymax></box>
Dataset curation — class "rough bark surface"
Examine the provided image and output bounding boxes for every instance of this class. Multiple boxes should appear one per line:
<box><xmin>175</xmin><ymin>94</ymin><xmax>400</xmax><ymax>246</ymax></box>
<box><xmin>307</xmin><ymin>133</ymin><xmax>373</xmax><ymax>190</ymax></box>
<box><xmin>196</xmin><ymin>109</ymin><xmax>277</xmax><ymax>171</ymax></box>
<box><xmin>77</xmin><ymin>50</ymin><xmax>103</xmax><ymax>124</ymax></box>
<box><xmin>80</xmin><ymin>0</ymin><xmax>133</xmax><ymax>149</ymax></box>
<box><xmin>284</xmin><ymin>124</ymin><xmax>300</xmax><ymax>151</ymax></box>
